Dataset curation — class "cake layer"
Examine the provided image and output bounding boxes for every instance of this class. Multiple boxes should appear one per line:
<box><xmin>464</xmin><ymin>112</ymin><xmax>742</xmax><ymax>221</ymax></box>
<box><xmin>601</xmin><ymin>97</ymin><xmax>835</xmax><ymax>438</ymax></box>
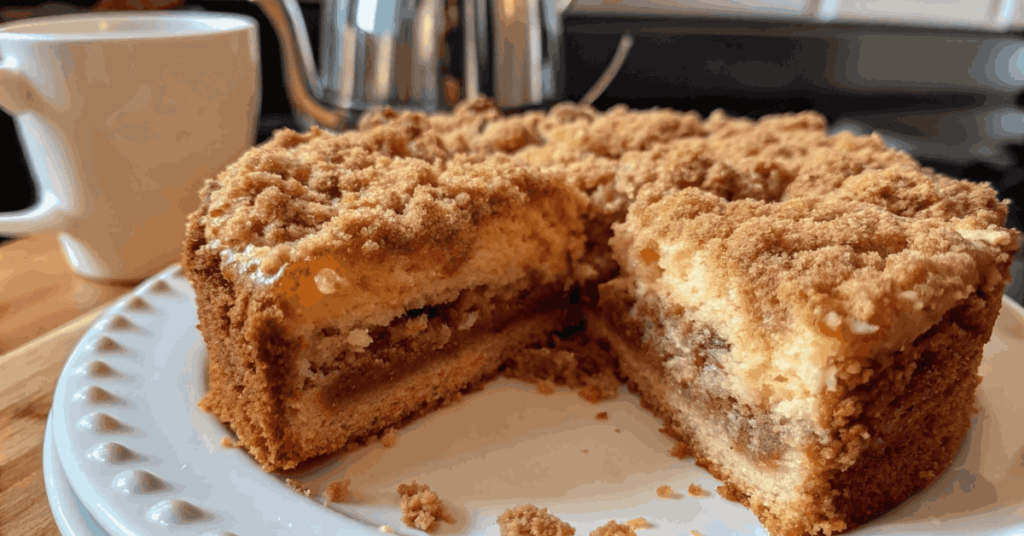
<box><xmin>274</xmin><ymin>310</ymin><xmax>572</xmax><ymax>469</ymax></box>
<box><xmin>588</xmin><ymin>284</ymin><xmax>813</xmax><ymax>496</ymax></box>
<box><xmin>192</xmin><ymin>246</ymin><xmax>574</xmax><ymax>470</ymax></box>
<box><xmin>286</xmin><ymin>277</ymin><xmax>576</xmax><ymax>395</ymax></box>
<box><xmin>189</xmin><ymin>206</ymin><xmax>579</xmax><ymax>470</ymax></box>
<box><xmin>592</xmin><ymin>236</ymin><xmax>1010</xmax><ymax>536</ymax></box>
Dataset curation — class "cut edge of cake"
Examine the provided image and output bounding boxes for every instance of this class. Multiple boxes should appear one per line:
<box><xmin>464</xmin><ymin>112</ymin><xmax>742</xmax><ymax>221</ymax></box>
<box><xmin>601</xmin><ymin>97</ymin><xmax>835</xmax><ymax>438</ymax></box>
<box><xmin>596</xmin><ymin>167</ymin><xmax>1018</xmax><ymax>534</ymax></box>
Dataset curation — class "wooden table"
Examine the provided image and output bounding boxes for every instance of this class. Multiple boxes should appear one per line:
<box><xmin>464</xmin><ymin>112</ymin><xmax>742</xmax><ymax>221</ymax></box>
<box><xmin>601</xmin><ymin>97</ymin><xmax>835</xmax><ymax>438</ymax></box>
<box><xmin>0</xmin><ymin>234</ymin><xmax>159</xmax><ymax>536</ymax></box>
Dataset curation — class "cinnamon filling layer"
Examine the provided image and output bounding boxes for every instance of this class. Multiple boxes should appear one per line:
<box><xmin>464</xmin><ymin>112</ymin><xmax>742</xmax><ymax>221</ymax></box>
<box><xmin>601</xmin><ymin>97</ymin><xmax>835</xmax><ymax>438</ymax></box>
<box><xmin>593</xmin><ymin>281</ymin><xmax>788</xmax><ymax>466</ymax></box>
<box><xmin>293</xmin><ymin>278</ymin><xmax>580</xmax><ymax>406</ymax></box>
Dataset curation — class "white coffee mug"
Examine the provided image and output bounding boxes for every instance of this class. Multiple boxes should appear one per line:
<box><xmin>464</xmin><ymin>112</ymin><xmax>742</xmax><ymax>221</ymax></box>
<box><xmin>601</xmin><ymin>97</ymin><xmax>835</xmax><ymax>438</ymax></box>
<box><xmin>0</xmin><ymin>12</ymin><xmax>260</xmax><ymax>281</ymax></box>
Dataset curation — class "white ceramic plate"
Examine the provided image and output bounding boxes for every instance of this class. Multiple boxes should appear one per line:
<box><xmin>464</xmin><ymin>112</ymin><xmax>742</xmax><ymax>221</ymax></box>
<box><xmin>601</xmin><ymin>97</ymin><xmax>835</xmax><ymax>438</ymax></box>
<box><xmin>48</xmin><ymin>264</ymin><xmax>1024</xmax><ymax>536</ymax></box>
<box><xmin>44</xmin><ymin>416</ymin><xmax>114</xmax><ymax>536</ymax></box>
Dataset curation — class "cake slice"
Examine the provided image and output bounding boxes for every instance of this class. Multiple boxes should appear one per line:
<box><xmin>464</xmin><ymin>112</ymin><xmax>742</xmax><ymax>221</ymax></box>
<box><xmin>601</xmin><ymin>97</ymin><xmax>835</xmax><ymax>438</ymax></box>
<box><xmin>594</xmin><ymin>165</ymin><xmax>1018</xmax><ymax>535</ymax></box>
<box><xmin>184</xmin><ymin>124</ymin><xmax>588</xmax><ymax>471</ymax></box>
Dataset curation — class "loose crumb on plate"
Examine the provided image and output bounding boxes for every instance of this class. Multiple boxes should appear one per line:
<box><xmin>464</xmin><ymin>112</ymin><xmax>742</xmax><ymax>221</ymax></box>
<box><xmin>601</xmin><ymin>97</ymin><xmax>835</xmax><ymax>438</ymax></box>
<box><xmin>397</xmin><ymin>480</ymin><xmax>455</xmax><ymax>533</ymax></box>
<box><xmin>497</xmin><ymin>504</ymin><xmax>576</xmax><ymax>536</ymax></box>
<box><xmin>625</xmin><ymin>517</ymin><xmax>649</xmax><ymax>530</ymax></box>
<box><xmin>380</xmin><ymin>525</ymin><xmax>396</xmax><ymax>534</ymax></box>
<box><xmin>688</xmin><ymin>484</ymin><xmax>705</xmax><ymax>497</ymax></box>
<box><xmin>381</xmin><ymin>427</ymin><xmax>399</xmax><ymax>448</ymax></box>
<box><xmin>690</xmin><ymin>531</ymin><xmax>702</xmax><ymax>536</ymax></box>
<box><xmin>656</xmin><ymin>485</ymin><xmax>675</xmax><ymax>498</ymax></box>
<box><xmin>577</xmin><ymin>385</ymin><xmax>612</xmax><ymax>403</ymax></box>
<box><xmin>596</xmin><ymin>412</ymin><xmax>609</xmax><ymax>420</ymax></box>
<box><xmin>286</xmin><ymin>477</ymin><xmax>310</xmax><ymax>496</ymax></box>
<box><xmin>325</xmin><ymin>479</ymin><xmax>351</xmax><ymax>503</ymax></box>
<box><xmin>221</xmin><ymin>437</ymin><xmax>236</xmax><ymax>448</ymax></box>
<box><xmin>589</xmin><ymin>520</ymin><xmax>636</xmax><ymax>536</ymax></box>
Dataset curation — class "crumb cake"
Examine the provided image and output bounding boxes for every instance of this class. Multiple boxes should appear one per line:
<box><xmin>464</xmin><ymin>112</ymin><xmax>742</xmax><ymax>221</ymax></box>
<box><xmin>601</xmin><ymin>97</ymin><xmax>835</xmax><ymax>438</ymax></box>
<box><xmin>183</xmin><ymin>99</ymin><xmax>1019</xmax><ymax>536</ymax></box>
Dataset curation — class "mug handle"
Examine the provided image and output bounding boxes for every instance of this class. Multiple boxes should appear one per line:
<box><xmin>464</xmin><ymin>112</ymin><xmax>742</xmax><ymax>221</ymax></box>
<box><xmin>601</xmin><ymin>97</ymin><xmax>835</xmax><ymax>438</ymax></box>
<box><xmin>0</xmin><ymin>55</ymin><xmax>70</xmax><ymax>235</ymax></box>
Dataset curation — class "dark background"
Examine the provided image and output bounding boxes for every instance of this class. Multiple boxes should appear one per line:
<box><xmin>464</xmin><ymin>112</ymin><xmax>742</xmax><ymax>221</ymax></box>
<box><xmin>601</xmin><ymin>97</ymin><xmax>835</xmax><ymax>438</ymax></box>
<box><xmin>2</xmin><ymin>0</ymin><xmax>1022</xmax><ymax>302</ymax></box>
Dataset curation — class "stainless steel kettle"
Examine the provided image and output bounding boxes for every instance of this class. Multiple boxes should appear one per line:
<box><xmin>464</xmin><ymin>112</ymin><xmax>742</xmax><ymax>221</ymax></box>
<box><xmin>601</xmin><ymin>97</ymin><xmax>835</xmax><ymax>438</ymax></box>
<box><xmin>253</xmin><ymin>0</ymin><xmax>631</xmax><ymax>129</ymax></box>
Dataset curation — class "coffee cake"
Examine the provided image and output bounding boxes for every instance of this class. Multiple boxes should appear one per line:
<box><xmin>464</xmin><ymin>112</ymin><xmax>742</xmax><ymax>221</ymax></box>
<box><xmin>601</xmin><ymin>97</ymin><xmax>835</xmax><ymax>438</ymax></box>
<box><xmin>183</xmin><ymin>99</ymin><xmax>1019</xmax><ymax>535</ymax></box>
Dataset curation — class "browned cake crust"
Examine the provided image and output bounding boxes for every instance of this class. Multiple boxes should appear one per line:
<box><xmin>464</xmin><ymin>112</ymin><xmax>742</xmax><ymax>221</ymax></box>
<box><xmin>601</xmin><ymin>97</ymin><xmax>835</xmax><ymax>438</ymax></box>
<box><xmin>183</xmin><ymin>98</ymin><xmax>1019</xmax><ymax>535</ymax></box>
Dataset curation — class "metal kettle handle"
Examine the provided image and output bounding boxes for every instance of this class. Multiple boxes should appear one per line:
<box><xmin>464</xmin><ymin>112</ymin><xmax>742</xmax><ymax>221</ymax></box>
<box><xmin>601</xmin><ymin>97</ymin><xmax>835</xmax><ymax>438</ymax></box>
<box><xmin>579</xmin><ymin>32</ymin><xmax>634</xmax><ymax>107</ymax></box>
<box><xmin>251</xmin><ymin>0</ymin><xmax>349</xmax><ymax>130</ymax></box>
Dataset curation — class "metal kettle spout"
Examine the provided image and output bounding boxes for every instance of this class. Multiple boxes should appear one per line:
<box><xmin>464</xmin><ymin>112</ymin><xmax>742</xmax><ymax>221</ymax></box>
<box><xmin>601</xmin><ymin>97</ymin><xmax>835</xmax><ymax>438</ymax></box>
<box><xmin>251</xmin><ymin>0</ymin><xmax>348</xmax><ymax>130</ymax></box>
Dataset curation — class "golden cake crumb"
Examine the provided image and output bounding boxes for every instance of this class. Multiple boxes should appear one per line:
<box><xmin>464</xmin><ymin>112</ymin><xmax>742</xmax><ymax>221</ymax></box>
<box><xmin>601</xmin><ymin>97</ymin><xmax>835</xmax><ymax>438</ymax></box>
<box><xmin>497</xmin><ymin>504</ymin><xmax>576</xmax><ymax>536</ymax></box>
<box><xmin>625</xmin><ymin>517</ymin><xmax>649</xmax><ymax>530</ymax></box>
<box><xmin>221</xmin><ymin>437</ymin><xmax>236</xmax><ymax>448</ymax></box>
<box><xmin>690</xmin><ymin>531</ymin><xmax>702</xmax><ymax>536</ymax></box>
<box><xmin>381</xmin><ymin>428</ymin><xmax>399</xmax><ymax>448</ymax></box>
<box><xmin>286</xmin><ymin>478</ymin><xmax>303</xmax><ymax>492</ymax></box>
<box><xmin>397</xmin><ymin>481</ymin><xmax>455</xmax><ymax>533</ymax></box>
<box><xmin>503</xmin><ymin>345</ymin><xmax>620</xmax><ymax>403</ymax></box>
<box><xmin>688</xmin><ymin>484</ymin><xmax>705</xmax><ymax>497</ymax></box>
<box><xmin>380</xmin><ymin>525</ymin><xmax>395</xmax><ymax>534</ymax></box>
<box><xmin>589</xmin><ymin>520</ymin><xmax>637</xmax><ymax>536</ymax></box>
<box><xmin>669</xmin><ymin>441</ymin><xmax>692</xmax><ymax>459</ymax></box>
<box><xmin>656</xmin><ymin>485</ymin><xmax>675</xmax><ymax>498</ymax></box>
<box><xmin>325</xmin><ymin>479</ymin><xmax>351</xmax><ymax>503</ymax></box>
<box><xmin>595</xmin><ymin>412</ymin><xmax>609</xmax><ymax>420</ymax></box>
<box><xmin>578</xmin><ymin>385</ymin><xmax>614</xmax><ymax>403</ymax></box>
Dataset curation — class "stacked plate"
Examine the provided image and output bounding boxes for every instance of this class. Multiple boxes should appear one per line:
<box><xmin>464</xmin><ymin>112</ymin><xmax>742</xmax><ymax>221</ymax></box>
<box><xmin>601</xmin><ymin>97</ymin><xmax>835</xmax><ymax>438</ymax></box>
<box><xmin>44</xmin><ymin>265</ymin><xmax>1024</xmax><ymax>535</ymax></box>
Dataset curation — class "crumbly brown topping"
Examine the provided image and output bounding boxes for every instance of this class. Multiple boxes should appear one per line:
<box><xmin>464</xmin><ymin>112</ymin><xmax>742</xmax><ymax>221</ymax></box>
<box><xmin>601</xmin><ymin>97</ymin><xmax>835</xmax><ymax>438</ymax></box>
<box><xmin>397</xmin><ymin>481</ymin><xmax>455</xmax><ymax>533</ymax></box>
<box><xmin>200</xmin><ymin>124</ymin><xmax>578</xmax><ymax>267</ymax></box>
<box><xmin>621</xmin><ymin>168</ymin><xmax>1016</xmax><ymax>336</ymax></box>
<box><xmin>497</xmin><ymin>504</ymin><xmax>576</xmax><ymax>536</ymax></box>
<box><xmin>203</xmin><ymin>98</ymin><xmax>1013</xmax><ymax>278</ymax></box>
<box><xmin>199</xmin><ymin>97</ymin><xmax>1017</xmax><ymax>350</ymax></box>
